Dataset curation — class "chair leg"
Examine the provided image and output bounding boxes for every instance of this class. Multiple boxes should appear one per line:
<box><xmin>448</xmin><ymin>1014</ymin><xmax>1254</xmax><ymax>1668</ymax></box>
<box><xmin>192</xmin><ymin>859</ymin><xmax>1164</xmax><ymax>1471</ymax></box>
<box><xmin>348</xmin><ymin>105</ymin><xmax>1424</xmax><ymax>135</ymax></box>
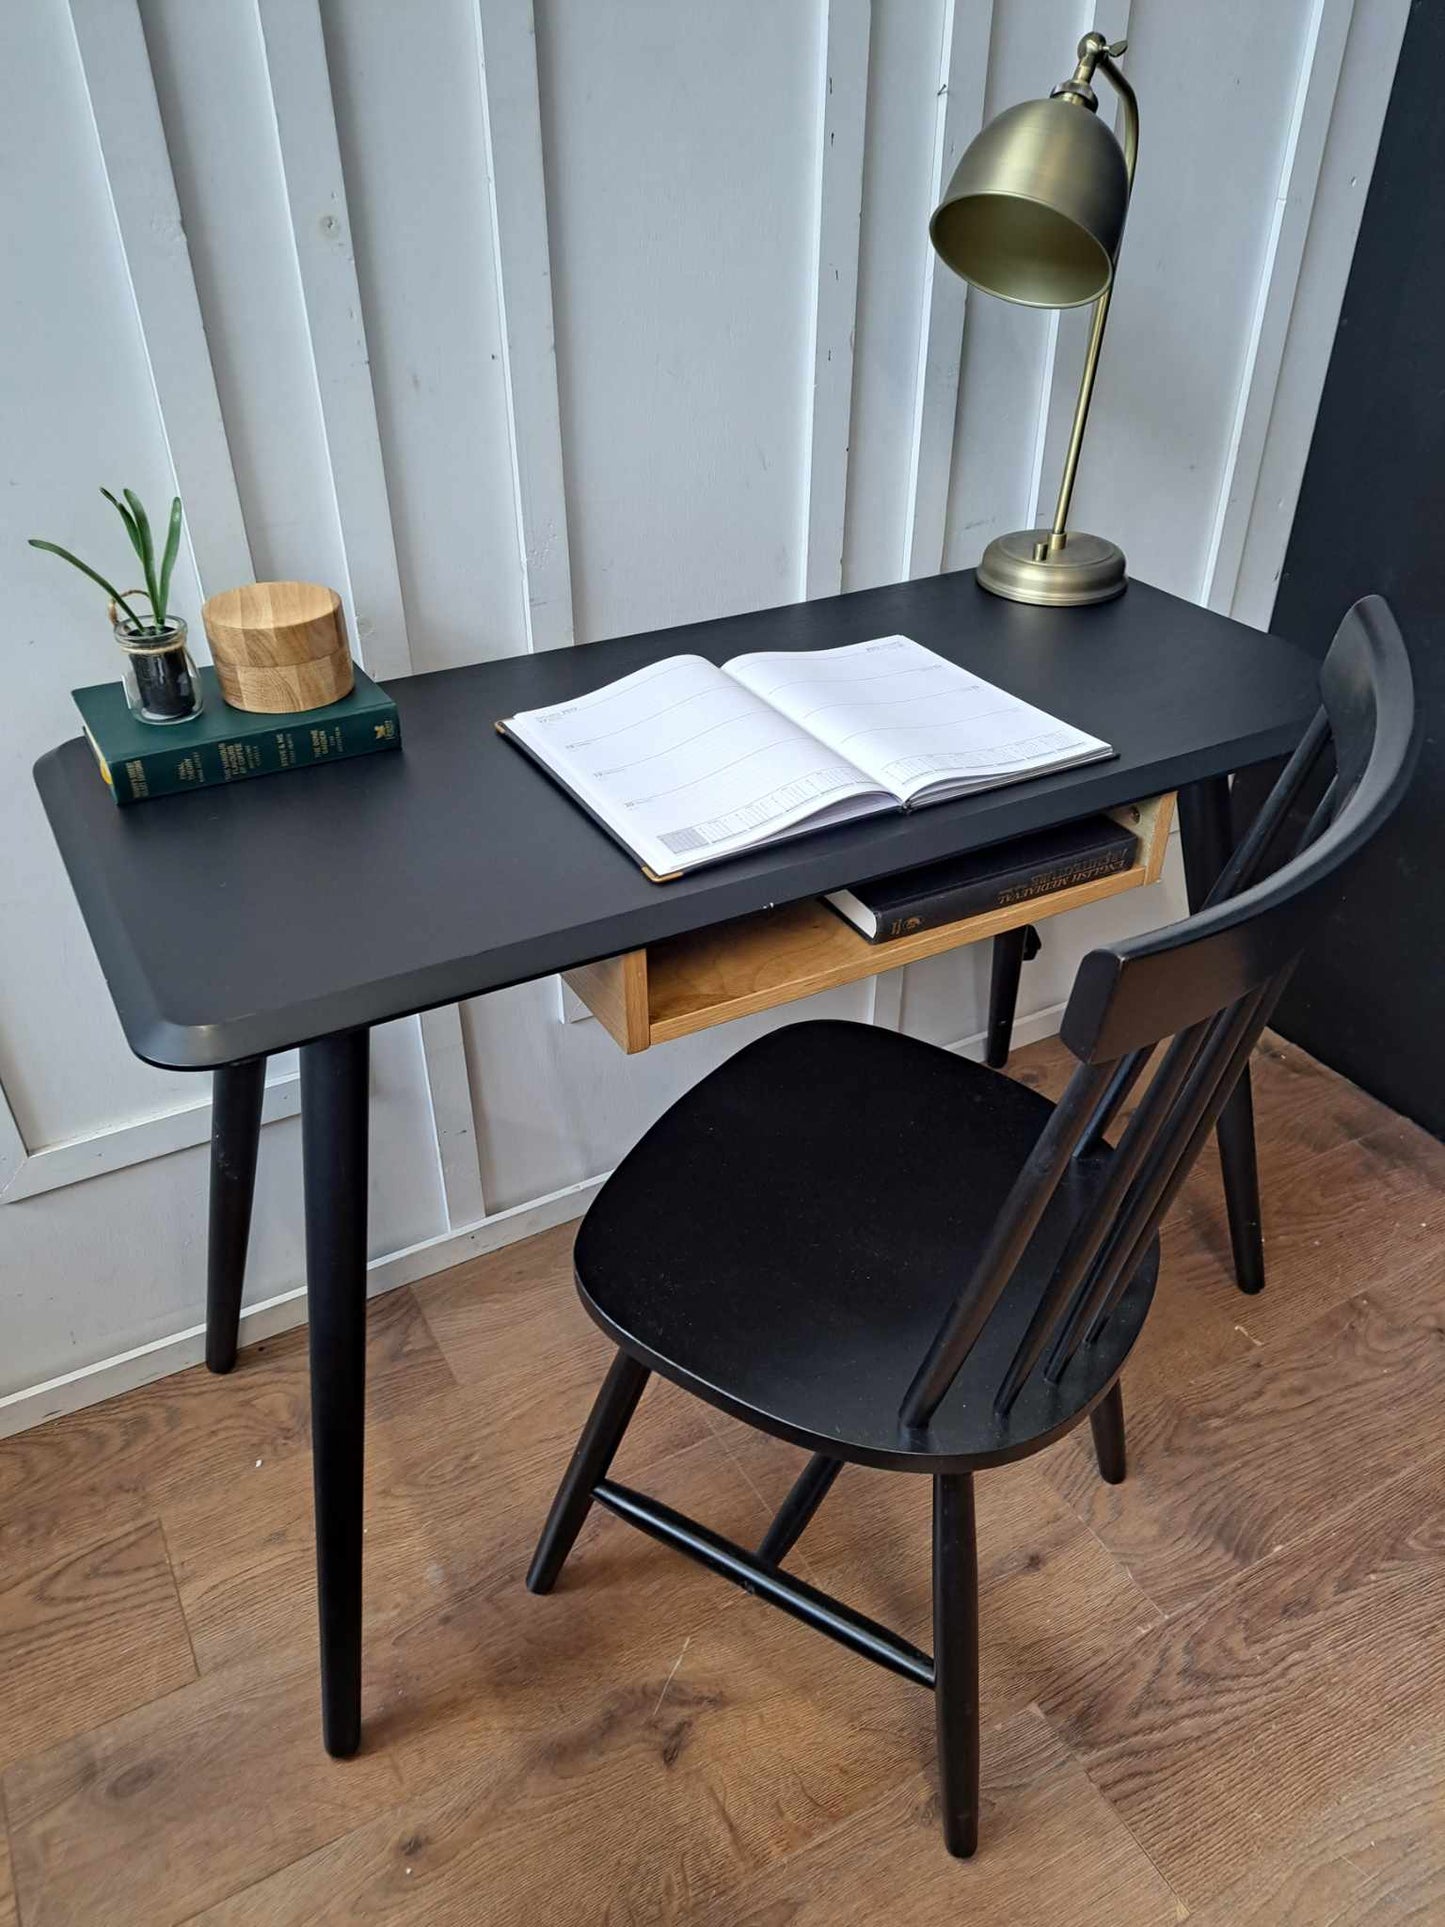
<box><xmin>1089</xmin><ymin>1380</ymin><xmax>1126</xmax><ymax>1485</ymax></box>
<box><xmin>932</xmin><ymin>1471</ymin><xmax>980</xmax><ymax>1859</ymax></box>
<box><xmin>757</xmin><ymin>1453</ymin><xmax>844</xmax><ymax>1566</ymax></box>
<box><xmin>527</xmin><ymin>1351</ymin><xmax>650</xmax><ymax>1595</ymax></box>
<box><xmin>985</xmin><ymin>927</ymin><xmax>1030</xmax><ymax>1070</ymax></box>
<box><xmin>1215</xmin><ymin>1077</ymin><xmax>1265</xmax><ymax>1295</ymax></box>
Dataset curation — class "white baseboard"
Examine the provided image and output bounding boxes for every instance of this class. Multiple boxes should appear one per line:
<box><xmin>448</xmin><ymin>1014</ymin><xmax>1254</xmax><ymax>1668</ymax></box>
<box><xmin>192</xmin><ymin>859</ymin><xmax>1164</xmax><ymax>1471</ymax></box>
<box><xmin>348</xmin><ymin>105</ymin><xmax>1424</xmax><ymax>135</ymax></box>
<box><xmin>946</xmin><ymin>997</ymin><xmax>1068</xmax><ymax>1063</ymax></box>
<box><xmin>0</xmin><ymin>1172</ymin><xmax>604</xmax><ymax>1440</ymax></box>
<box><xmin>0</xmin><ymin>1002</ymin><xmax>1067</xmax><ymax>1437</ymax></box>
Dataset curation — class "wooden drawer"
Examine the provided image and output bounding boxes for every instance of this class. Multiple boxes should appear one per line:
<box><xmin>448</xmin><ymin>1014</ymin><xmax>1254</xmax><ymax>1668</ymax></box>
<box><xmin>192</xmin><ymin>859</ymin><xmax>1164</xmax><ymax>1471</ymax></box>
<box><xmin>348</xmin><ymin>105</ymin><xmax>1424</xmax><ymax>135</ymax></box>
<box><xmin>565</xmin><ymin>793</ymin><xmax>1175</xmax><ymax>1054</ymax></box>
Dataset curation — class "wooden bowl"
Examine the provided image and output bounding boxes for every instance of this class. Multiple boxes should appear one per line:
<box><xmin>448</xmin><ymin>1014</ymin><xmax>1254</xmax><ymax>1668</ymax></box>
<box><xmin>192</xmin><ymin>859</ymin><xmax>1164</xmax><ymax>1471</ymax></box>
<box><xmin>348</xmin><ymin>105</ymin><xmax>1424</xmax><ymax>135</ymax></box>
<box><xmin>202</xmin><ymin>581</ymin><xmax>354</xmax><ymax>713</ymax></box>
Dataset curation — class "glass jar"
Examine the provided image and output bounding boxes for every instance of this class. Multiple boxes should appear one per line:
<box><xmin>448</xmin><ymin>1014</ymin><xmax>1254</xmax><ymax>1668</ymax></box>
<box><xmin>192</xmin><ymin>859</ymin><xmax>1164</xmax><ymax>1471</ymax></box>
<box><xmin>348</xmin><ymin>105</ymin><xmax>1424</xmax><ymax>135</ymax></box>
<box><xmin>116</xmin><ymin>617</ymin><xmax>203</xmax><ymax>725</ymax></box>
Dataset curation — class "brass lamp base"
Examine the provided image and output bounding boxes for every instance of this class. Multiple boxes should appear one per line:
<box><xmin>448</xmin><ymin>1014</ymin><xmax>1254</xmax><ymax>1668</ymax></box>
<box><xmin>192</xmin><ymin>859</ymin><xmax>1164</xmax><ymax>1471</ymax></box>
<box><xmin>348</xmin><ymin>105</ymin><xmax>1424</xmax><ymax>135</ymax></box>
<box><xmin>977</xmin><ymin>528</ymin><xmax>1127</xmax><ymax>607</ymax></box>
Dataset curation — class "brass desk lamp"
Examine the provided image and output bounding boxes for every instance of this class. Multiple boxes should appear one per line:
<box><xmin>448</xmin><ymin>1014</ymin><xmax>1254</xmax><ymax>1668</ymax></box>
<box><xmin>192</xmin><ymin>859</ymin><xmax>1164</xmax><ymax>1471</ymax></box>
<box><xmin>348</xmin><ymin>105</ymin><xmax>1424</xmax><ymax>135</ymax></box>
<box><xmin>930</xmin><ymin>30</ymin><xmax>1137</xmax><ymax>606</ymax></box>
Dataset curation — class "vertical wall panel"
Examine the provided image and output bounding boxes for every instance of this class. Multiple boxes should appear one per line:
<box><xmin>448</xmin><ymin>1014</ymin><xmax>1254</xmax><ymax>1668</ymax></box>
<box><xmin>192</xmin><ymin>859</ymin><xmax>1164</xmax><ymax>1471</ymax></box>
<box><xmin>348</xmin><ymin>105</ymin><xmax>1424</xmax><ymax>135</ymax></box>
<box><xmin>322</xmin><ymin>0</ymin><xmax>527</xmax><ymax>669</ymax></box>
<box><xmin>251</xmin><ymin>0</ymin><xmax>413</xmax><ymax>678</ymax></box>
<box><xmin>474</xmin><ymin>0</ymin><xmax>577</xmax><ymax>654</ymax></box>
<box><xmin>1036</xmin><ymin>0</ymin><xmax>1318</xmax><ymax>595</ymax></box>
<box><xmin>801</xmin><ymin>0</ymin><xmax>870</xmax><ymax>598</ymax></box>
<box><xmin>140</xmin><ymin>0</ymin><xmax>344</xmax><ymax>588</ymax></box>
<box><xmin>900</xmin><ymin>0</ymin><xmax>992</xmax><ymax>579</ymax></box>
<box><xmin>0</xmin><ymin>0</ymin><xmax>200</xmax><ymax>1145</ymax></box>
<box><xmin>534</xmin><ymin>0</ymin><xmax>817</xmax><ymax>642</ymax></box>
<box><xmin>843</xmin><ymin>0</ymin><xmax>948</xmax><ymax>591</ymax></box>
<box><xmin>68</xmin><ymin>0</ymin><xmax>254</xmax><ymax>599</ymax></box>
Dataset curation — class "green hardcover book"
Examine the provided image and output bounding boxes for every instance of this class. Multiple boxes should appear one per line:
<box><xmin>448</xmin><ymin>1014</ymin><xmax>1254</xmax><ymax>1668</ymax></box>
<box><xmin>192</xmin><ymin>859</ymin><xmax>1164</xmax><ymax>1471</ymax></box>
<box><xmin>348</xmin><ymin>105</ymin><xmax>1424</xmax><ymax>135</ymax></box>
<box><xmin>72</xmin><ymin>664</ymin><xmax>401</xmax><ymax>805</ymax></box>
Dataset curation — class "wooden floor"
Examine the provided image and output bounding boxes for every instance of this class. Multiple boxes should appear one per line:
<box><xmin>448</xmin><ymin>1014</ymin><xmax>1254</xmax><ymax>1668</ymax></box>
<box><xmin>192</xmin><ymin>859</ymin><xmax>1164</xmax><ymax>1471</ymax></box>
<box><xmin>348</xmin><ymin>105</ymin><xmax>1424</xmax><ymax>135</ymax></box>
<box><xmin>3</xmin><ymin>1031</ymin><xmax>1445</xmax><ymax>1925</ymax></box>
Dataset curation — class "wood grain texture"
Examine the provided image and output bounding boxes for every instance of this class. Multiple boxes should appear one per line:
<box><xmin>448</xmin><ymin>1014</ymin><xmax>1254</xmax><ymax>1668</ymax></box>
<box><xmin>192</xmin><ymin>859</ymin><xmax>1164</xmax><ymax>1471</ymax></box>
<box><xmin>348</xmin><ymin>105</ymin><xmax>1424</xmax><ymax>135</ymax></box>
<box><xmin>0</xmin><ymin>1285</ymin><xmax>452</xmax><ymax>1570</ymax></box>
<box><xmin>201</xmin><ymin>581</ymin><xmax>347</xmax><ymax>667</ymax></box>
<box><xmin>213</xmin><ymin>651</ymin><xmax>354</xmax><ymax>713</ymax></box>
<box><xmin>0</xmin><ymin>1811</ymin><xmax>13</xmax><ymax>1927</ymax></box>
<box><xmin>645</xmin><ymin>883</ymin><xmax>1147</xmax><ymax>1041</ymax></box>
<box><xmin>202</xmin><ymin>580</ymin><xmax>353</xmax><ymax>711</ymax></box>
<box><xmin>560</xmin><ymin>949</ymin><xmax>650</xmax><ymax>1053</ymax></box>
<box><xmin>2</xmin><ymin>1036</ymin><xmax>1444</xmax><ymax>1921</ymax></box>
<box><xmin>644</xmin><ymin>849</ymin><xmax>1165</xmax><ymax>1048</ymax></box>
<box><xmin>4</xmin><ymin>1645</ymin><xmax>405</xmax><ymax>1927</ymax></box>
<box><xmin>1041</xmin><ymin>1451</ymin><xmax>1445</xmax><ymax>1909</ymax></box>
<box><xmin>1046</xmin><ymin>1283</ymin><xmax>1445</xmax><ymax>1613</ymax></box>
<box><xmin>0</xmin><ymin>1519</ymin><xmax>195</xmax><ymax>1773</ymax></box>
<box><xmin>684</xmin><ymin>1713</ymin><xmax>1183</xmax><ymax>1927</ymax></box>
<box><xmin>1183</xmin><ymin>1728</ymin><xmax>1445</xmax><ymax>1927</ymax></box>
<box><xmin>563</xmin><ymin>798</ymin><xmax>1175</xmax><ymax>1052</ymax></box>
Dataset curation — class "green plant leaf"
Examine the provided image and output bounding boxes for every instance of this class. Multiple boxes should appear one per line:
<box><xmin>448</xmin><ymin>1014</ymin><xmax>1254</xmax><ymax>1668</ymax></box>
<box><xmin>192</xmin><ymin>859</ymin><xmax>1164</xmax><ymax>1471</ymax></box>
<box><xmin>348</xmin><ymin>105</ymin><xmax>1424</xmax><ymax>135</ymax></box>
<box><xmin>122</xmin><ymin>488</ymin><xmax>161</xmax><ymax>615</ymax></box>
<box><xmin>29</xmin><ymin>539</ymin><xmax>146</xmax><ymax>627</ymax></box>
<box><xmin>156</xmin><ymin>495</ymin><xmax>183</xmax><ymax>627</ymax></box>
<box><xmin>101</xmin><ymin>487</ymin><xmax>146</xmax><ymax>571</ymax></box>
<box><xmin>101</xmin><ymin>490</ymin><xmax>152</xmax><ymax>609</ymax></box>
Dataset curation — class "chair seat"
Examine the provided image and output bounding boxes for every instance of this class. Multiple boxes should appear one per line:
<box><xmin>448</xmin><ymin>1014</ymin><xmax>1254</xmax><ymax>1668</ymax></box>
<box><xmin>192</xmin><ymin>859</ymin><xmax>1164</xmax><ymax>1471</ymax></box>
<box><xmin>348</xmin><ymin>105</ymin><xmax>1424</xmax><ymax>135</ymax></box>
<box><xmin>575</xmin><ymin>1020</ymin><xmax>1157</xmax><ymax>1470</ymax></box>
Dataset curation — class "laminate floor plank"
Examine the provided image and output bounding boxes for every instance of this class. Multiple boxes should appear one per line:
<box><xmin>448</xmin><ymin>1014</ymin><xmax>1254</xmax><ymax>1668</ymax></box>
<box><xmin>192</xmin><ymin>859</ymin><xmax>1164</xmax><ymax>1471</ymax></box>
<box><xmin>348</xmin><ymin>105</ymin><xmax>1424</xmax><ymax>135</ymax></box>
<box><xmin>679</xmin><ymin>1707</ymin><xmax>1183</xmax><ymax>1927</ymax></box>
<box><xmin>189</xmin><ymin>1706</ymin><xmax>1164</xmax><ymax>1927</ymax></box>
<box><xmin>0</xmin><ymin>1817</ymin><xmax>14</xmax><ymax>1927</ymax></box>
<box><xmin>1039</xmin><ymin>1449</ymin><xmax>1445</xmax><ymax>1910</ymax></box>
<box><xmin>1176</xmin><ymin>1111</ymin><xmax>1445</xmax><ymax>1329</ymax></box>
<box><xmin>1045</xmin><ymin>1278</ymin><xmax>1445</xmax><ymax>1614</ymax></box>
<box><xmin>161</xmin><ymin>1351</ymin><xmax>707</xmax><ymax>1680</ymax></box>
<box><xmin>1181</xmin><ymin>1727</ymin><xmax>1445</xmax><ymax>1927</ymax></box>
<box><xmin>0</xmin><ymin>1517</ymin><xmax>196</xmax><ymax>1773</ymax></box>
<box><xmin>3</xmin><ymin>1644</ymin><xmax>406</xmax><ymax>1927</ymax></box>
<box><xmin>0</xmin><ymin>1287</ymin><xmax>454</xmax><ymax>1574</ymax></box>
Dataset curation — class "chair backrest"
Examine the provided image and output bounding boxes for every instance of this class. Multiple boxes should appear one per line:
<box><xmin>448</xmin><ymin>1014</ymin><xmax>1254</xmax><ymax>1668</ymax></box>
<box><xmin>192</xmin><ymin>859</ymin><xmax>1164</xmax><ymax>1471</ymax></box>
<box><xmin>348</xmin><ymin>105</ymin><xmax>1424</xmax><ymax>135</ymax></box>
<box><xmin>900</xmin><ymin>595</ymin><xmax>1418</xmax><ymax>1431</ymax></box>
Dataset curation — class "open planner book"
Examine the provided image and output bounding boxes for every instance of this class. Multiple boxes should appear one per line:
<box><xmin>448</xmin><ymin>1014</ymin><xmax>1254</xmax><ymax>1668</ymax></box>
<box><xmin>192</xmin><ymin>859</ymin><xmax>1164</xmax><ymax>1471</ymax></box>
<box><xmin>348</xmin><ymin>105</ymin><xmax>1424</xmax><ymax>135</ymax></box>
<box><xmin>499</xmin><ymin>634</ymin><xmax>1114</xmax><ymax>880</ymax></box>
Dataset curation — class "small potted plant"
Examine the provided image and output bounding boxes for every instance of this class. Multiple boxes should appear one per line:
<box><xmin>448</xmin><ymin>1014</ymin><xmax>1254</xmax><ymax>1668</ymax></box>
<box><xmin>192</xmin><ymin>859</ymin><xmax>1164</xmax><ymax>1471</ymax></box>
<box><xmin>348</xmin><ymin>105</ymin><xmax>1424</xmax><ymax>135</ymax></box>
<box><xmin>30</xmin><ymin>489</ymin><xmax>202</xmax><ymax>724</ymax></box>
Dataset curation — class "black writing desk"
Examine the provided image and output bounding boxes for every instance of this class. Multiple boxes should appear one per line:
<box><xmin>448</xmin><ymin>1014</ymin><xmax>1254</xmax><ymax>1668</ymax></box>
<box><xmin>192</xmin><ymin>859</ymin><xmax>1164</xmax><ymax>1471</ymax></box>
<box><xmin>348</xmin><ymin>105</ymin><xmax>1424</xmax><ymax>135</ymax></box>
<box><xmin>35</xmin><ymin>568</ymin><xmax>1318</xmax><ymax>1756</ymax></box>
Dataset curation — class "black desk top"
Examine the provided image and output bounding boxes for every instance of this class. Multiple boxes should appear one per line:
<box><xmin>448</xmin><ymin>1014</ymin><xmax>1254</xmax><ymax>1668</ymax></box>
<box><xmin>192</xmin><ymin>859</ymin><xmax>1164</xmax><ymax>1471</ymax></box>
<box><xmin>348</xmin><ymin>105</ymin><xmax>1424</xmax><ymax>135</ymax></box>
<box><xmin>35</xmin><ymin>570</ymin><xmax>1318</xmax><ymax>1070</ymax></box>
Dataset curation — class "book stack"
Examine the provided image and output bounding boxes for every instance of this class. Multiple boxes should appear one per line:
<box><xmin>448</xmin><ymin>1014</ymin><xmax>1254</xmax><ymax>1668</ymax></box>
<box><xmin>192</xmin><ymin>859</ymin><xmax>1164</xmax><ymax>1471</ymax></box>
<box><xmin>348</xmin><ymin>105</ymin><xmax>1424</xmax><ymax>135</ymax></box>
<box><xmin>824</xmin><ymin>812</ymin><xmax>1138</xmax><ymax>941</ymax></box>
<box><xmin>73</xmin><ymin>664</ymin><xmax>400</xmax><ymax>805</ymax></box>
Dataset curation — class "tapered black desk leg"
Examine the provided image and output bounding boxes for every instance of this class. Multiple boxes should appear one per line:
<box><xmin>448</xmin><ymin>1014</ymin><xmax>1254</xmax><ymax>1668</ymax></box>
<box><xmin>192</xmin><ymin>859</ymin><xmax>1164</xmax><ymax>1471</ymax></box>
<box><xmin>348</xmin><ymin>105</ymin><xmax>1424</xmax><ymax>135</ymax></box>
<box><xmin>1177</xmin><ymin>777</ymin><xmax>1265</xmax><ymax>1295</ymax></box>
<box><xmin>300</xmin><ymin>1028</ymin><xmax>370</xmax><ymax>1759</ymax></box>
<box><xmin>985</xmin><ymin>924</ymin><xmax>1040</xmax><ymax>1070</ymax></box>
<box><xmin>206</xmin><ymin>1058</ymin><xmax>266</xmax><ymax>1374</ymax></box>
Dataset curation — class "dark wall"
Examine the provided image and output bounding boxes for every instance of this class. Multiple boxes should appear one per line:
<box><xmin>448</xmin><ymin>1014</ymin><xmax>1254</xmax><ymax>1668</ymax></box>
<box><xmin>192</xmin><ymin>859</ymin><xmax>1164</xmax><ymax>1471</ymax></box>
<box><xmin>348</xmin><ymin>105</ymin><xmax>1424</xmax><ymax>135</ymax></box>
<box><xmin>1255</xmin><ymin>0</ymin><xmax>1445</xmax><ymax>1134</ymax></box>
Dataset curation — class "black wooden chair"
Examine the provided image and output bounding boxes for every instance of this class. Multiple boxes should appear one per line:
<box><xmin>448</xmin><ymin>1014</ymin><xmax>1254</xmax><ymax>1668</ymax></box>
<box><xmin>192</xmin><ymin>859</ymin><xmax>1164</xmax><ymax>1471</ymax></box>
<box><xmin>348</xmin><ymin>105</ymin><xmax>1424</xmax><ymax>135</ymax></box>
<box><xmin>527</xmin><ymin>597</ymin><xmax>1416</xmax><ymax>1859</ymax></box>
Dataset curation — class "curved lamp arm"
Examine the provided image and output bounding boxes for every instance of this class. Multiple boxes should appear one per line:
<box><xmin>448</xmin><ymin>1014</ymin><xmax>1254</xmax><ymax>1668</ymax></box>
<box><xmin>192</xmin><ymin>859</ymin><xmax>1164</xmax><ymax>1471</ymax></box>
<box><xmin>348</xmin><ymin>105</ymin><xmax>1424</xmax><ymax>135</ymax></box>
<box><xmin>1043</xmin><ymin>39</ymin><xmax>1139</xmax><ymax>555</ymax></box>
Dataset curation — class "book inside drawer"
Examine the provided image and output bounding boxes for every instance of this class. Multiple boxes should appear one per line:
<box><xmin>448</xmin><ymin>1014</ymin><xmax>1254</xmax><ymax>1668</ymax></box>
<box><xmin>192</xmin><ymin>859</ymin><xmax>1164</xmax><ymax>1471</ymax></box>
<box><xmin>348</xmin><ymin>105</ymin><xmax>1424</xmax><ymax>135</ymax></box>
<box><xmin>564</xmin><ymin>792</ymin><xmax>1175</xmax><ymax>1053</ymax></box>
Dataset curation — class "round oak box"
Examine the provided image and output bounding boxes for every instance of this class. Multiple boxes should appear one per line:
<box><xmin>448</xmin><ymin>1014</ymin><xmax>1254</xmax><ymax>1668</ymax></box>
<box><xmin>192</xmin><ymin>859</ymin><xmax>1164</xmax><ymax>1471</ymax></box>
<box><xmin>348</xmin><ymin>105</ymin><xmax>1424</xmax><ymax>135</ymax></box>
<box><xmin>201</xmin><ymin>581</ymin><xmax>354</xmax><ymax>713</ymax></box>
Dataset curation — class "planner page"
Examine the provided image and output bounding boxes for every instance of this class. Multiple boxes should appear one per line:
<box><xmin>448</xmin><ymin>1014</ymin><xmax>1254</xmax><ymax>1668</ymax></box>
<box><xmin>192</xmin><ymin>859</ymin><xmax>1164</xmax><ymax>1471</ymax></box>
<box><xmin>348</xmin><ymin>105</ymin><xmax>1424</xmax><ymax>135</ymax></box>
<box><xmin>504</xmin><ymin>653</ymin><xmax>894</xmax><ymax>875</ymax></box>
<box><xmin>724</xmin><ymin>635</ymin><xmax>1113</xmax><ymax>806</ymax></box>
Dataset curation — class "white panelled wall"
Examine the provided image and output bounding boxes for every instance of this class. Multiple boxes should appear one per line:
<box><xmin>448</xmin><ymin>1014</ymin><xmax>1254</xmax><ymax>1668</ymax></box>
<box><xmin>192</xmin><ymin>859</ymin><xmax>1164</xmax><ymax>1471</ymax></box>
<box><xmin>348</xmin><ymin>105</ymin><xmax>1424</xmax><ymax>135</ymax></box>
<box><xmin>0</xmin><ymin>0</ymin><xmax>1410</xmax><ymax>1428</ymax></box>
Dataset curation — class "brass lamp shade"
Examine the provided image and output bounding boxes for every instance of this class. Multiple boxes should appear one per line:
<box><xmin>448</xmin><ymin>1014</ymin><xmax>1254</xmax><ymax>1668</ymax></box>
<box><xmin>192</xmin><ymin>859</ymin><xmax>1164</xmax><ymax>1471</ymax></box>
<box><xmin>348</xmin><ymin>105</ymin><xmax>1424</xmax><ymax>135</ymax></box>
<box><xmin>927</xmin><ymin>32</ymin><xmax>1139</xmax><ymax>607</ymax></box>
<box><xmin>929</xmin><ymin>98</ymin><xmax>1128</xmax><ymax>308</ymax></box>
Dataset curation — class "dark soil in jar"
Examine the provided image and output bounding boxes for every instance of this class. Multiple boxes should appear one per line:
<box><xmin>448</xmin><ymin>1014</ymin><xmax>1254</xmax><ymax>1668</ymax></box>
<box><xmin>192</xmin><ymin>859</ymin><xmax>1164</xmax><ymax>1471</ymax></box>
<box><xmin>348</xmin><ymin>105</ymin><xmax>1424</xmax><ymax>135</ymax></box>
<box><xmin>133</xmin><ymin>644</ymin><xmax>198</xmax><ymax>721</ymax></box>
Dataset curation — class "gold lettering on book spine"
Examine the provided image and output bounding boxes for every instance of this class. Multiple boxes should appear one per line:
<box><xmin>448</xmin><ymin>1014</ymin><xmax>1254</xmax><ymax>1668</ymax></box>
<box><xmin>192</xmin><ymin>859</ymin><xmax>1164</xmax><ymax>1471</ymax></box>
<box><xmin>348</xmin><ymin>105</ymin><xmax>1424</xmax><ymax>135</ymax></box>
<box><xmin>997</xmin><ymin>849</ymin><xmax>1129</xmax><ymax>905</ymax></box>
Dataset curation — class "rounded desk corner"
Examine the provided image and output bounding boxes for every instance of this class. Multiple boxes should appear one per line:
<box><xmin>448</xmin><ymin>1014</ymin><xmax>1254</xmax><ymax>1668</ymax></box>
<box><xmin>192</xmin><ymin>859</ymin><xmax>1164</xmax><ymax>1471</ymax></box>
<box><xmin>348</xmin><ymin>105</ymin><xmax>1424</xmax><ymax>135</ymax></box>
<box><xmin>129</xmin><ymin>1013</ymin><xmax>240</xmax><ymax>1075</ymax></box>
<box><xmin>33</xmin><ymin>740</ymin><xmax>73</xmax><ymax>786</ymax></box>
